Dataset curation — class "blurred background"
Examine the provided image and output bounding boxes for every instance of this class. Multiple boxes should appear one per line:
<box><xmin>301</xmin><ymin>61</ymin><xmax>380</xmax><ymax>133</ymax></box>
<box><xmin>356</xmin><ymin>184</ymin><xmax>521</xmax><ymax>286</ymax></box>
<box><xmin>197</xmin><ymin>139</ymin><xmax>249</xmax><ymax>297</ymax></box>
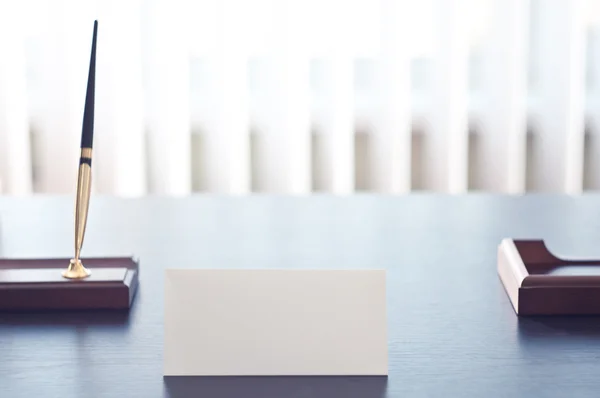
<box><xmin>0</xmin><ymin>0</ymin><xmax>599</xmax><ymax>196</ymax></box>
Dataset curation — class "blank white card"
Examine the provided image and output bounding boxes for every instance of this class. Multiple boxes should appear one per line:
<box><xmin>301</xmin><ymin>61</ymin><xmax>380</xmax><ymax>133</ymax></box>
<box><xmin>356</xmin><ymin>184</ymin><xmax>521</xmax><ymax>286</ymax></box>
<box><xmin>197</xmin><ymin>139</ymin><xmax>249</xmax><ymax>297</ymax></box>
<box><xmin>164</xmin><ymin>269</ymin><xmax>388</xmax><ymax>376</ymax></box>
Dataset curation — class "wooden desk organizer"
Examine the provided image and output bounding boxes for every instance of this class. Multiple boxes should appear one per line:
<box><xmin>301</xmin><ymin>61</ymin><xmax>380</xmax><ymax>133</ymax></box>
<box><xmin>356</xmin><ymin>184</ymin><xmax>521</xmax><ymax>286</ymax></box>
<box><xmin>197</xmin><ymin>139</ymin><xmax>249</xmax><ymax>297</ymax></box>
<box><xmin>498</xmin><ymin>239</ymin><xmax>600</xmax><ymax>315</ymax></box>
<box><xmin>0</xmin><ymin>257</ymin><xmax>139</xmax><ymax>311</ymax></box>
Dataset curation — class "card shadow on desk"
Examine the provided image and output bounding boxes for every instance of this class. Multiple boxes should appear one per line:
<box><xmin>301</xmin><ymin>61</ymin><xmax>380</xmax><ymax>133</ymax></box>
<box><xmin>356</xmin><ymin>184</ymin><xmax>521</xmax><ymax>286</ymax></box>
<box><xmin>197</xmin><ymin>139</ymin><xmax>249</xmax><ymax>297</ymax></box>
<box><xmin>163</xmin><ymin>375</ymin><xmax>388</xmax><ymax>398</ymax></box>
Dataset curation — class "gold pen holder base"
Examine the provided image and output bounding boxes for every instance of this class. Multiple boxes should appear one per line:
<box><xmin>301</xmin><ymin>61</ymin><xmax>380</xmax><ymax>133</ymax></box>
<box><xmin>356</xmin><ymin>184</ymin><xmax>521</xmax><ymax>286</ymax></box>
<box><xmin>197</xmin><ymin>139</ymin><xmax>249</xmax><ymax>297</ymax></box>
<box><xmin>62</xmin><ymin>258</ymin><xmax>92</xmax><ymax>279</ymax></box>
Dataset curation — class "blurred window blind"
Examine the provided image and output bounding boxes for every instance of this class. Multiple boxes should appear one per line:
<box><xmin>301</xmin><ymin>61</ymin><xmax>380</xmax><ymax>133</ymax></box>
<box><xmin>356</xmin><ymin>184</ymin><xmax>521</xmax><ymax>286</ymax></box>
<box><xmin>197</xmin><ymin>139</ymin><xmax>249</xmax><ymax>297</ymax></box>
<box><xmin>1</xmin><ymin>0</ymin><xmax>599</xmax><ymax>195</ymax></box>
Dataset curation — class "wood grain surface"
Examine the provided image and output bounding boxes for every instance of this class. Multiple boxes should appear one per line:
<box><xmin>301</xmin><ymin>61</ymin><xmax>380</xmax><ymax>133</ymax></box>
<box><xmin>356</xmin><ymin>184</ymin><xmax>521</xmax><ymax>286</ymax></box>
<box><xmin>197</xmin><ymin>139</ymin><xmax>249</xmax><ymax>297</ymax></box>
<box><xmin>1</xmin><ymin>194</ymin><xmax>600</xmax><ymax>397</ymax></box>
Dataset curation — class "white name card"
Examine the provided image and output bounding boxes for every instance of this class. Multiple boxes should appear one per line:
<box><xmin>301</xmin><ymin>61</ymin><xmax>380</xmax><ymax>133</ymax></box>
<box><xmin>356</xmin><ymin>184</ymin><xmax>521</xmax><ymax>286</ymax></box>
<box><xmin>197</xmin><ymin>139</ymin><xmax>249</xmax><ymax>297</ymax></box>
<box><xmin>164</xmin><ymin>269</ymin><xmax>388</xmax><ymax>376</ymax></box>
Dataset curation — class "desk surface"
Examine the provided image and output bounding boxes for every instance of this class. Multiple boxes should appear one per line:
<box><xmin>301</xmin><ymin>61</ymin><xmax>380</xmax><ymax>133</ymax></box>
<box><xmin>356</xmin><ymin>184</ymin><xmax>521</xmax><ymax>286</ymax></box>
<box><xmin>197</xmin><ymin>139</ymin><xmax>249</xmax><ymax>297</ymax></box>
<box><xmin>1</xmin><ymin>194</ymin><xmax>600</xmax><ymax>397</ymax></box>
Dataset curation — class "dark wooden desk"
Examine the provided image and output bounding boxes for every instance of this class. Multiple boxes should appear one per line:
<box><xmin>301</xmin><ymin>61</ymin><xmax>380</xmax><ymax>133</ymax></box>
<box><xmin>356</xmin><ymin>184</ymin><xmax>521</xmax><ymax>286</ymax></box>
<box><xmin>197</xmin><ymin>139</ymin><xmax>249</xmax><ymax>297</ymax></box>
<box><xmin>1</xmin><ymin>194</ymin><xmax>600</xmax><ymax>397</ymax></box>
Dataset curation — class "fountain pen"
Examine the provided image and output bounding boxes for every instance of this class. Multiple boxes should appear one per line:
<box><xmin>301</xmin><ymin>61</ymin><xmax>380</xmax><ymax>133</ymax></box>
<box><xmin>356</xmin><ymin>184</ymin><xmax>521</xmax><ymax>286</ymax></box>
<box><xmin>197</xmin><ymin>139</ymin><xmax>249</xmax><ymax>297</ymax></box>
<box><xmin>63</xmin><ymin>20</ymin><xmax>97</xmax><ymax>279</ymax></box>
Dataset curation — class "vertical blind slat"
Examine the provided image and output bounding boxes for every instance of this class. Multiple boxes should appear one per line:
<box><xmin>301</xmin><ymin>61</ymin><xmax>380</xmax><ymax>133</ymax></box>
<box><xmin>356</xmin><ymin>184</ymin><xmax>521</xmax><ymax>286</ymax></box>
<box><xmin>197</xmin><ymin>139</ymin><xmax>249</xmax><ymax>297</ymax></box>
<box><xmin>530</xmin><ymin>0</ymin><xmax>586</xmax><ymax>193</ymax></box>
<box><xmin>259</xmin><ymin>0</ymin><xmax>311</xmax><ymax>193</ymax></box>
<box><xmin>478</xmin><ymin>0</ymin><xmax>529</xmax><ymax>193</ymax></box>
<box><xmin>325</xmin><ymin>54</ymin><xmax>355</xmax><ymax>194</ymax></box>
<box><xmin>205</xmin><ymin>0</ymin><xmax>251</xmax><ymax>194</ymax></box>
<box><xmin>585</xmin><ymin>23</ymin><xmax>600</xmax><ymax>189</ymax></box>
<box><xmin>144</xmin><ymin>0</ymin><xmax>192</xmax><ymax>195</ymax></box>
<box><xmin>0</xmin><ymin>3</ymin><xmax>32</xmax><ymax>195</ymax></box>
<box><xmin>372</xmin><ymin>0</ymin><xmax>412</xmax><ymax>193</ymax></box>
<box><xmin>318</xmin><ymin>0</ymin><xmax>355</xmax><ymax>194</ymax></box>
<box><xmin>424</xmin><ymin>0</ymin><xmax>470</xmax><ymax>193</ymax></box>
<box><xmin>96</xmin><ymin>0</ymin><xmax>146</xmax><ymax>196</ymax></box>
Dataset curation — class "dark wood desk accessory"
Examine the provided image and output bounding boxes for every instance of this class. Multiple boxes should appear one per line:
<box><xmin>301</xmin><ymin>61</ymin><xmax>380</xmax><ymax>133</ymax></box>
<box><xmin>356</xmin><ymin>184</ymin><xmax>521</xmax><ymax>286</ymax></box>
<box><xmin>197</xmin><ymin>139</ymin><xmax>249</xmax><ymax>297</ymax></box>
<box><xmin>0</xmin><ymin>20</ymin><xmax>139</xmax><ymax>311</ymax></box>
<box><xmin>498</xmin><ymin>238</ymin><xmax>600</xmax><ymax>315</ymax></box>
<box><xmin>0</xmin><ymin>257</ymin><xmax>139</xmax><ymax>310</ymax></box>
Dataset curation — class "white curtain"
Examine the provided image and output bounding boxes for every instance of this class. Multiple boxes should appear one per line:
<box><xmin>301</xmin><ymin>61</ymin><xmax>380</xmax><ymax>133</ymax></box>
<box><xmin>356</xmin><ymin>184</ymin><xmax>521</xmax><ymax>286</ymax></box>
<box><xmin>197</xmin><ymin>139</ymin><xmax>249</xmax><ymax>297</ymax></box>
<box><xmin>1</xmin><ymin>0</ymin><xmax>599</xmax><ymax>196</ymax></box>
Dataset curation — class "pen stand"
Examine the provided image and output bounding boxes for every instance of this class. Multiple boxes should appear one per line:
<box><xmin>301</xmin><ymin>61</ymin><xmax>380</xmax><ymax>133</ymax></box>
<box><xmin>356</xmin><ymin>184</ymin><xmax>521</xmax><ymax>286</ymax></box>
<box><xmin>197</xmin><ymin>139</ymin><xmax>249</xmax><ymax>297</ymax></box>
<box><xmin>0</xmin><ymin>257</ymin><xmax>139</xmax><ymax>311</ymax></box>
<box><xmin>498</xmin><ymin>239</ymin><xmax>600</xmax><ymax>315</ymax></box>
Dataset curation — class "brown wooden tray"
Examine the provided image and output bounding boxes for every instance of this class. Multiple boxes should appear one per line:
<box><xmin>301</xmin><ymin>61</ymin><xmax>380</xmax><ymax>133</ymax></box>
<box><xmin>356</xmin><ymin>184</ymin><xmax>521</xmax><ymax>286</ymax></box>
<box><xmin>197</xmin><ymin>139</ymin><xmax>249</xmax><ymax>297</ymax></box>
<box><xmin>0</xmin><ymin>257</ymin><xmax>139</xmax><ymax>311</ymax></box>
<box><xmin>498</xmin><ymin>239</ymin><xmax>600</xmax><ymax>315</ymax></box>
